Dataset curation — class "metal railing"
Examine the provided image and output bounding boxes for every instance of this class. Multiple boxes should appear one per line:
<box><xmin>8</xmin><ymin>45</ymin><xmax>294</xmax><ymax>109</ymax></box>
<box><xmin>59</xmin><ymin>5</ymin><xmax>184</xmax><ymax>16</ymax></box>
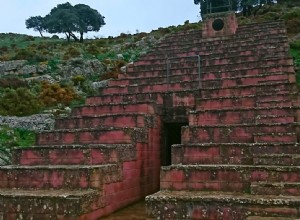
<box><xmin>166</xmin><ymin>55</ymin><xmax>201</xmax><ymax>90</ymax></box>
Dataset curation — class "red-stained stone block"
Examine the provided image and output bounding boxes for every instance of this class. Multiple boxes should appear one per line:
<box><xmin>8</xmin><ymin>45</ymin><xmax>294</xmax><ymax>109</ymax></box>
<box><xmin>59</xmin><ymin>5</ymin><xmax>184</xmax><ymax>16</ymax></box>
<box><xmin>18</xmin><ymin>150</ymin><xmax>45</xmax><ymax>165</ymax></box>
<box><xmin>49</xmin><ymin>149</ymin><xmax>85</xmax><ymax>165</ymax></box>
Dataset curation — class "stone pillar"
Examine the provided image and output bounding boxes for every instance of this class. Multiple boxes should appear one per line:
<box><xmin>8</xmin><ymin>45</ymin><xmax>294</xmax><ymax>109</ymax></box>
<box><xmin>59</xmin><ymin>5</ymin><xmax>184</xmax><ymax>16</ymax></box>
<box><xmin>202</xmin><ymin>12</ymin><xmax>238</xmax><ymax>38</ymax></box>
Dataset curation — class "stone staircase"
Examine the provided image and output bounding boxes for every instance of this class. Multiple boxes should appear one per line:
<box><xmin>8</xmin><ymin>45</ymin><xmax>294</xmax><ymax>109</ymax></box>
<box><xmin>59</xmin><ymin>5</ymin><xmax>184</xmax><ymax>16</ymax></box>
<box><xmin>0</xmin><ymin>18</ymin><xmax>299</xmax><ymax>219</ymax></box>
<box><xmin>145</xmin><ymin>20</ymin><xmax>300</xmax><ymax>219</ymax></box>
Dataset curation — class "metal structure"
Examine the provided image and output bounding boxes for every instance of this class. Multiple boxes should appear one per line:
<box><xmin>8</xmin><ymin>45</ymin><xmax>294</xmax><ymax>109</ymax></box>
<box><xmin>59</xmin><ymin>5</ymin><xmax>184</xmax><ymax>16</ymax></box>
<box><xmin>205</xmin><ymin>0</ymin><xmax>233</xmax><ymax>14</ymax></box>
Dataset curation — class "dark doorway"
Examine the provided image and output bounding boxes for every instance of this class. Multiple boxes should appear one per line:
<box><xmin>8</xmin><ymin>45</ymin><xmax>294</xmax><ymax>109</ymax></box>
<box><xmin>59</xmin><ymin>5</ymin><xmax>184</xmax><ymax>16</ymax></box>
<box><xmin>162</xmin><ymin>122</ymin><xmax>188</xmax><ymax>166</ymax></box>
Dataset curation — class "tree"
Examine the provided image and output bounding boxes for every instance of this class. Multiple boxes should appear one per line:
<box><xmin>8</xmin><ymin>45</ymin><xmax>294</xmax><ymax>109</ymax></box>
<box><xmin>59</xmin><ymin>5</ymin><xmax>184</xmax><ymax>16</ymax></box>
<box><xmin>194</xmin><ymin>0</ymin><xmax>238</xmax><ymax>18</ymax></box>
<box><xmin>44</xmin><ymin>2</ymin><xmax>80</xmax><ymax>42</ymax></box>
<box><xmin>74</xmin><ymin>4</ymin><xmax>106</xmax><ymax>42</ymax></box>
<box><xmin>26</xmin><ymin>2</ymin><xmax>105</xmax><ymax>42</ymax></box>
<box><xmin>25</xmin><ymin>16</ymin><xmax>45</xmax><ymax>37</ymax></box>
<box><xmin>194</xmin><ymin>0</ymin><xmax>276</xmax><ymax>17</ymax></box>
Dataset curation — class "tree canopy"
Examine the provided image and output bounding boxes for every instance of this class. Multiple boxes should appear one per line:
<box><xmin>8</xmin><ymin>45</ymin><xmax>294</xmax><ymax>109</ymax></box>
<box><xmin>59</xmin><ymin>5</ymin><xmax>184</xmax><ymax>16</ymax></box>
<box><xmin>194</xmin><ymin>0</ymin><xmax>277</xmax><ymax>18</ymax></box>
<box><xmin>25</xmin><ymin>2</ymin><xmax>105</xmax><ymax>42</ymax></box>
<box><xmin>25</xmin><ymin>16</ymin><xmax>45</xmax><ymax>38</ymax></box>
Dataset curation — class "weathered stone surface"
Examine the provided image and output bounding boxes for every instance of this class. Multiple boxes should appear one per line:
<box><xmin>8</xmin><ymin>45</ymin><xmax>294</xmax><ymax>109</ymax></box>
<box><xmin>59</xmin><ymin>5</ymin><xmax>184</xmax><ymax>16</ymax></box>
<box><xmin>0</xmin><ymin>114</ymin><xmax>55</xmax><ymax>131</ymax></box>
<box><xmin>25</xmin><ymin>74</ymin><xmax>56</xmax><ymax>83</ymax></box>
<box><xmin>0</xmin><ymin>60</ymin><xmax>27</xmax><ymax>74</ymax></box>
<box><xmin>92</xmin><ymin>79</ymin><xmax>111</xmax><ymax>89</ymax></box>
<box><xmin>57</xmin><ymin>58</ymin><xmax>105</xmax><ymax>77</ymax></box>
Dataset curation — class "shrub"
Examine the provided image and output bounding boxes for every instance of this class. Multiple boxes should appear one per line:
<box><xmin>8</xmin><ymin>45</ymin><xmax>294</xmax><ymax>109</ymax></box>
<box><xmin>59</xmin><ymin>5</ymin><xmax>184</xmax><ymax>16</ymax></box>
<box><xmin>63</xmin><ymin>46</ymin><xmax>81</xmax><ymax>60</ymax></box>
<box><xmin>0</xmin><ymin>88</ymin><xmax>42</xmax><ymax>116</ymax></box>
<box><xmin>48</xmin><ymin>59</ymin><xmax>60</xmax><ymax>72</ymax></box>
<box><xmin>0</xmin><ymin>78</ymin><xmax>28</xmax><ymax>89</ymax></box>
<box><xmin>39</xmin><ymin>81</ymin><xmax>80</xmax><ymax>107</ymax></box>
<box><xmin>99</xmin><ymin>71</ymin><xmax>118</xmax><ymax>80</ymax></box>
<box><xmin>24</xmin><ymin>36</ymin><xmax>35</xmax><ymax>41</ymax></box>
<box><xmin>71</xmin><ymin>75</ymin><xmax>86</xmax><ymax>86</ymax></box>
<box><xmin>52</xmin><ymin>35</ymin><xmax>59</xmax><ymax>39</ymax></box>
<box><xmin>286</xmin><ymin>19</ymin><xmax>300</xmax><ymax>34</ymax></box>
<box><xmin>86</xmin><ymin>44</ymin><xmax>99</xmax><ymax>55</ymax></box>
<box><xmin>290</xmin><ymin>41</ymin><xmax>300</xmax><ymax>50</ymax></box>
<box><xmin>13</xmin><ymin>48</ymin><xmax>47</xmax><ymax>63</ymax></box>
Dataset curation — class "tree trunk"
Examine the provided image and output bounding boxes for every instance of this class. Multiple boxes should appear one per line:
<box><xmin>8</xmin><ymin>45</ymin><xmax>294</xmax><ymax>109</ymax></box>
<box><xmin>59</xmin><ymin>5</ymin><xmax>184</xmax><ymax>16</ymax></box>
<box><xmin>69</xmin><ymin>32</ymin><xmax>79</xmax><ymax>41</ymax></box>
<box><xmin>38</xmin><ymin>30</ymin><xmax>44</xmax><ymax>38</ymax></box>
<box><xmin>80</xmin><ymin>32</ymin><xmax>84</xmax><ymax>43</ymax></box>
<box><xmin>65</xmin><ymin>33</ymin><xmax>70</xmax><ymax>42</ymax></box>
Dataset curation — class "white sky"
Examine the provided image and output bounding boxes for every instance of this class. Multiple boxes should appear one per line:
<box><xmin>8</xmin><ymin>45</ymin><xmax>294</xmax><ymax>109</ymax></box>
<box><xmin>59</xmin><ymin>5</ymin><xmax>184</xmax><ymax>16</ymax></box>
<box><xmin>0</xmin><ymin>0</ymin><xmax>200</xmax><ymax>38</ymax></box>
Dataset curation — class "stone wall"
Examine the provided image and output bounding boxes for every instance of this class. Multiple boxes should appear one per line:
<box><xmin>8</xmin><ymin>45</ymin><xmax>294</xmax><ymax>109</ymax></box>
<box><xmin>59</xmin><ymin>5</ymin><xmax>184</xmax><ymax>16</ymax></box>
<box><xmin>0</xmin><ymin>114</ymin><xmax>55</xmax><ymax>132</ymax></box>
<box><xmin>0</xmin><ymin>58</ymin><xmax>105</xmax><ymax>81</ymax></box>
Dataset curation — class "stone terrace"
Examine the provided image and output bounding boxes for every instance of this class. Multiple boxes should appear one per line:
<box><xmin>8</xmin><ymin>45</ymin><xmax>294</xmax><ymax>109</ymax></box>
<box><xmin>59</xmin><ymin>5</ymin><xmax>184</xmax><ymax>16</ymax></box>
<box><xmin>145</xmin><ymin>20</ymin><xmax>300</xmax><ymax>220</ymax></box>
<box><xmin>0</xmin><ymin>18</ymin><xmax>300</xmax><ymax>220</ymax></box>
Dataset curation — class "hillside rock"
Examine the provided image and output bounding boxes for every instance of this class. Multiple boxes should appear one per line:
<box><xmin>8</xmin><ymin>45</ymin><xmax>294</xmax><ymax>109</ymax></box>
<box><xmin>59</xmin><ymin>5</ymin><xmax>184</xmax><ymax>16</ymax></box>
<box><xmin>0</xmin><ymin>58</ymin><xmax>105</xmax><ymax>79</ymax></box>
<box><xmin>57</xmin><ymin>58</ymin><xmax>105</xmax><ymax>78</ymax></box>
<box><xmin>0</xmin><ymin>60</ymin><xmax>27</xmax><ymax>74</ymax></box>
<box><xmin>0</xmin><ymin>114</ymin><xmax>55</xmax><ymax>132</ymax></box>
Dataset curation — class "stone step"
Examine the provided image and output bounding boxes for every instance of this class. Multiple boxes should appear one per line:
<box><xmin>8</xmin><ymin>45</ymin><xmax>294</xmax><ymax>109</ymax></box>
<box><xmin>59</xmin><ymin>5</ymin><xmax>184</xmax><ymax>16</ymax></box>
<box><xmin>150</xmin><ymin>39</ymin><xmax>288</xmax><ymax>60</ymax></box>
<box><xmin>251</xmin><ymin>182</ymin><xmax>300</xmax><ymax>196</ymax></box>
<box><xmin>202</xmin><ymin>72</ymin><xmax>293</xmax><ymax>89</ymax></box>
<box><xmin>253</xmin><ymin>154</ymin><xmax>300</xmax><ymax>166</ymax></box>
<box><xmin>246</xmin><ymin>217</ymin><xmax>298</xmax><ymax>220</ymax></box>
<box><xmin>55</xmin><ymin>113</ymin><xmax>155</xmax><ymax>129</ymax></box>
<box><xmin>254</xmin><ymin>133</ymin><xmax>298</xmax><ymax>143</ymax></box>
<box><xmin>159</xmin><ymin>164</ymin><xmax>300</xmax><ymax>192</ymax></box>
<box><xmin>114</xmin><ymin>71</ymin><xmax>292</xmax><ymax>89</ymax></box>
<box><xmin>197</xmin><ymin>95</ymin><xmax>257</xmax><ymax>110</ymax></box>
<box><xmin>100</xmin><ymin>81</ymin><xmax>199</xmax><ymax>96</ymax></box>
<box><xmin>71</xmin><ymin>102</ymin><xmax>156</xmax><ymax>117</ymax></box>
<box><xmin>199</xmin><ymin>81</ymin><xmax>295</xmax><ymax>99</ymax></box>
<box><xmin>237</xmin><ymin>20</ymin><xmax>285</xmax><ymax>32</ymax></box>
<box><xmin>122</xmin><ymin>63</ymin><xmax>294</xmax><ymax>80</ymax></box>
<box><xmin>182</xmin><ymin>123</ymin><xmax>298</xmax><ymax>144</ymax></box>
<box><xmin>86</xmin><ymin>90</ymin><xmax>198</xmax><ymax>106</ymax></box>
<box><xmin>137</xmin><ymin>46</ymin><xmax>288</xmax><ymax>66</ymax></box>
<box><xmin>256</xmin><ymin>99</ymin><xmax>293</xmax><ymax>108</ymax></box>
<box><xmin>12</xmin><ymin>144</ymin><xmax>136</xmax><ymax>166</ymax></box>
<box><xmin>101</xmin><ymin>80</ymin><xmax>293</xmax><ymax>100</ymax></box>
<box><xmin>171</xmin><ymin>143</ymin><xmax>300</xmax><ymax>165</ymax></box>
<box><xmin>189</xmin><ymin>106</ymin><xmax>298</xmax><ymax>126</ymax></box>
<box><xmin>159</xmin><ymin>23</ymin><xmax>286</xmax><ymax>47</ymax></box>
<box><xmin>0</xmin><ymin>188</ymin><xmax>102</xmax><ymax>219</ymax></box>
<box><xmin>0</xmin><ymin>164</ymin><xmax>119</xmax><ymax>190</ymax></box>
<box><xmin>156</xmin><ymin>34</ymin><xmax>288</xmax><ymax>51</ymax></box>
<box><xmin>109</xmin><ymin>73</ymin><xmax>199</xmax><ymax>87</ymax></box>
<box><xmin>255</xmin><ymin>115</ymin><xmax>296</xmax><ymax>124</ymax></box>
<box><xmin>197</xmin><ymin>93</ymin><xmax>295</xmax><ymax>111</ymax></box>
<box><xmin>146</xmin><ymin>190</ymin><xmax>300</xmax><ymax>219</ymax></box>
<box><xmin>36</xmin><ymin>127</ymin><xmax>148</xmax><ymax>145</ymax></box>
<box><xmin>127</xmin><ymin>56</ymin><xmax>293</xmax><ymax>73</ymax></box>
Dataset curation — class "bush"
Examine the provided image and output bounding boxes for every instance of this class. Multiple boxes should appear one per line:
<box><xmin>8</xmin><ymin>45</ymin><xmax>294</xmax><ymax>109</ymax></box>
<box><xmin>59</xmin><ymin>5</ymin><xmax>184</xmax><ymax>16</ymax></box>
<box><xmin>63</xmin><ymin>46</ymin><xmax>81</xmax><ymax>60</ymax></box>
<box><xmin>52</xmin><ymin>35</ymin><xmax>59</xmax><ymax>39</ymax></box>
<box><xmin>290</xmin><ymin>41</ymin><xmax>300</xmax><ymax>50</ymax></box>
<box><xmin>0</xmin><ymin>88</ymin><xmax>42</xmax><ymax>116</ymax></box>
<box><xmin>71</xmin><ymin>75</ymin><xmax>86</xmax><ymax>86</ymax></box>
<box><xmin>86</xmin><ymin>44</ymin><xmax>100</xmax><ymax>55</ymax></box>
<box><xmin>13</xmin><ymin>48</ymin><xmax>47</xmax><ymax>63</ymax></box>
<box><xmin>39</xmin><ymin>81</ymin><xmax>80</xmax><ymax>107</ymax></box>
<box><xmin>286</xmin><ymin>18</ymin><xmax>300</xmax><ymax>34</ymax></box>
<box><xmin>99</xmin><ymin>71</ymin><xmax>118</xmax><ymax>81</ymax></box>
<box><xmin>0</xmin><ymin>78</ymin><xmax>28</xmax><ymax>89</ymax></box>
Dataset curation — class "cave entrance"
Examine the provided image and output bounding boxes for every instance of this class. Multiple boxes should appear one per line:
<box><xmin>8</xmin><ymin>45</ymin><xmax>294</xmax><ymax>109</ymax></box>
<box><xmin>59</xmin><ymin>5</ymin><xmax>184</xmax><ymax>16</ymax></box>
<box><xmin>162</xmin><ymin>122</ymin><xmax>188</xmax><ymax>166</ymax></box>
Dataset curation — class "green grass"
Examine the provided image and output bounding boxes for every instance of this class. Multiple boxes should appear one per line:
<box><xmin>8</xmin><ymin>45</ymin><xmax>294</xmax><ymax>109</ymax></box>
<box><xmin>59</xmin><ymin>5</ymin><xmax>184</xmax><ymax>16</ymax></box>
<box><xmin>290</xmin><ymin>41</ymin><xmax>300</xmax><ymax>84</ymax></box>
<box><xmin>0</xmin><ymin>126</ymin><xmax>36</xmax><ymax>165</ymax></box>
